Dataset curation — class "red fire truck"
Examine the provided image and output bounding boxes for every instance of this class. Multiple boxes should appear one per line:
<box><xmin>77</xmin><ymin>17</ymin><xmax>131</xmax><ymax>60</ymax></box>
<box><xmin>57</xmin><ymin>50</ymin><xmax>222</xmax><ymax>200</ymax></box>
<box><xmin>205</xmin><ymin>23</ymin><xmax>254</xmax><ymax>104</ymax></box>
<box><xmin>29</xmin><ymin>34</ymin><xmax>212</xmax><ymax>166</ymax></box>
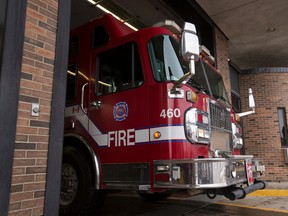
<box><xmin>61</xmin><ymin>14</ymin><xmax>265</xmax><ymax>215</ymax></box>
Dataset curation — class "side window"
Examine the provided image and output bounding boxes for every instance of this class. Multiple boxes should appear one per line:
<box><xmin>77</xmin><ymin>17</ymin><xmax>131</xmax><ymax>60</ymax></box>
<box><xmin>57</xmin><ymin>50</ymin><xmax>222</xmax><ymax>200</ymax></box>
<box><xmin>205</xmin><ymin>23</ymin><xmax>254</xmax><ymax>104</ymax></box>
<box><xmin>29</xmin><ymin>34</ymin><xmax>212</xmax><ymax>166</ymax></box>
<box><xmin>231</xmin><ymin>93</ymin><xmax>241</xmax><ymax>113</ymax></box>
<box><xmin>278</xmin><ymin>107</ymin><xmax>288</xmax><ymax>147</ymax></box>
<box><xmin>96</xmin><ymin>43</ymin><xmax>143</xmax><ymax>96</ymax></box>
<box><xmin>66</xmin><ymin>64</ymin><xmax>77</xmax><ymax>102</ymax></box>
<box><xmin>93</xmin><ymin>25</ymin><xmax>109</xmax><ymax>48</ymax></box>
<box><xmin>230</xmin><ymin>64</ymin><xmax>241</xmax><ymax>112</ymax></box>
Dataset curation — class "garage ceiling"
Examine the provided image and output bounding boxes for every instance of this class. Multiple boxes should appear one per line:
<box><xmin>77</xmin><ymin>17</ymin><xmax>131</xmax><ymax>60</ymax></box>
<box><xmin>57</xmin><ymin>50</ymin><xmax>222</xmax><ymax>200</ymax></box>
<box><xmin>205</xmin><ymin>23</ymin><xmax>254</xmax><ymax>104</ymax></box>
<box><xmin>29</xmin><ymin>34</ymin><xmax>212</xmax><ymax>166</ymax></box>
<box><xmin>71</xmin><ymin>0</ymin><xmax>288</xmax><ymax>70</ymax></box>
<box><xmin>196</xmin><ymin>0</ymin><xmax>288</xmax><ymax>70</ymax></box>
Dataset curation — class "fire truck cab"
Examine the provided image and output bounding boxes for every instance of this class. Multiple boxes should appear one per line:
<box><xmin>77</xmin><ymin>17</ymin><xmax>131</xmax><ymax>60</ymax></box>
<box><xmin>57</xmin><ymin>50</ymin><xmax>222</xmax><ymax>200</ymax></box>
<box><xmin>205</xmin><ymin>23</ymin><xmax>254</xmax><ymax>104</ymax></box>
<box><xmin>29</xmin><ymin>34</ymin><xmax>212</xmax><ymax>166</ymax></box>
<box><xmin>61</xmin><ymin>14</ymin><xmax>265</xmax><ymax>215</ymax></box>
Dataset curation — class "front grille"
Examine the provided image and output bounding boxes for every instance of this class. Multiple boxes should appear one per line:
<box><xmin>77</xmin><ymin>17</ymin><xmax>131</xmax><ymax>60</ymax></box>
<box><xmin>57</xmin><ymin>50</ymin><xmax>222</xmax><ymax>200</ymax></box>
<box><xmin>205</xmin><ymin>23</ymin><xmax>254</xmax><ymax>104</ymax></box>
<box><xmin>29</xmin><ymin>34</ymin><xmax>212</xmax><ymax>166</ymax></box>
<box><xmin>208</xmin><ymin>100</ymin><xmax>232</xmax><ymax>152</ymax></box>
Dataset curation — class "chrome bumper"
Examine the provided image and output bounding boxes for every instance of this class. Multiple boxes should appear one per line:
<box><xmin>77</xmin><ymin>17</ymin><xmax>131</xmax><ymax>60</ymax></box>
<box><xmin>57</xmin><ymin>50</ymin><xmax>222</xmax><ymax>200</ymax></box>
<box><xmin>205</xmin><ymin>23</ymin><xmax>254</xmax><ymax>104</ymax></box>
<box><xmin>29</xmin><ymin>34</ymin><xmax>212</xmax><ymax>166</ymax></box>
<box><xmin>154</xmin><ymin>156</ymin><xmax>265</xmax><ymax>189</ymax></box>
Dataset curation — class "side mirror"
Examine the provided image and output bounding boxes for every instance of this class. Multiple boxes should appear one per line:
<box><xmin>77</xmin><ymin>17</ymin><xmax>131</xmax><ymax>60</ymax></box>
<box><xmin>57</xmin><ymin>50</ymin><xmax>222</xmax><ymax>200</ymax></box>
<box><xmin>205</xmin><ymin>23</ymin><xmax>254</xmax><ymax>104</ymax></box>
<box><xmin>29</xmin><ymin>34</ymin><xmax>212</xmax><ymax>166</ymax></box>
<box><xmin>180</xmin><ymin>22</ymin><xmax>199</xmax><ymax>75</ymax></box>
<box><xmin>237</xmin><ymin>88</ymin><xmax>256</xmax><ymax>118</ymax></box>
<box><xmin>248</xmin><ymin>88</ymin><xmax>255</xmax><ymax>111</ymax></box>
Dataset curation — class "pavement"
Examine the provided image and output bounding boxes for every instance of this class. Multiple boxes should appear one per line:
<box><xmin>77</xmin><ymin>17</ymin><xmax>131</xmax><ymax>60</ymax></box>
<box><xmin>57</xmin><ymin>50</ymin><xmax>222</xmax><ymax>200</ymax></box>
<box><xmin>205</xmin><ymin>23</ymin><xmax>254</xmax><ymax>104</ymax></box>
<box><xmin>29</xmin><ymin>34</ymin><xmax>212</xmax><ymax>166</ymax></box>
<box><xmin>100</xmin><ymin>182</ymin><xmax>288</xmax><ymax>216</ymax></box>
<box><xmin>180</xmin><ymin>182</ymin><xmax>288</xmax><ymax>214</ymax></box>
<box><xmin>266</xmin><ymin>182</ymin><xmax>288</xmax><ymax>189</ymax></box>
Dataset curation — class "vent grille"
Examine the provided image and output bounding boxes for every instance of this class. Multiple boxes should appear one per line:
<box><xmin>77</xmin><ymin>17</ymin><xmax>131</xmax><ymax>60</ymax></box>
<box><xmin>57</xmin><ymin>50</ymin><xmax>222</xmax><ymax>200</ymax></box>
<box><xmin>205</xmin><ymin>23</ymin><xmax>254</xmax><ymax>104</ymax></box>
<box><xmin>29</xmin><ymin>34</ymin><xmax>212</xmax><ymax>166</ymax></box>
<box><xmin>209</xmin><ymin>100</ymin><xmax>232</xmax><ymax>152</ymax></box>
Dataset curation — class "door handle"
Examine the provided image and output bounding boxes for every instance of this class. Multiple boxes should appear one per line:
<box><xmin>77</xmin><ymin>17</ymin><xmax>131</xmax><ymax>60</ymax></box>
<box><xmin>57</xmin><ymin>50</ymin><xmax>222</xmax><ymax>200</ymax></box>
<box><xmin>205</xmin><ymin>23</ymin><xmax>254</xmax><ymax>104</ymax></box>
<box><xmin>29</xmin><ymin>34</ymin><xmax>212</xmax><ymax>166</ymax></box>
<box><xmin>81</xmin><ymin>83</ymin><xmax>88</xmax><ymax>114</ymax></box>
<box><xmin>90</xmin><ymin>100</ymin><xmax>102</xmax><ymax>109</ymax></box>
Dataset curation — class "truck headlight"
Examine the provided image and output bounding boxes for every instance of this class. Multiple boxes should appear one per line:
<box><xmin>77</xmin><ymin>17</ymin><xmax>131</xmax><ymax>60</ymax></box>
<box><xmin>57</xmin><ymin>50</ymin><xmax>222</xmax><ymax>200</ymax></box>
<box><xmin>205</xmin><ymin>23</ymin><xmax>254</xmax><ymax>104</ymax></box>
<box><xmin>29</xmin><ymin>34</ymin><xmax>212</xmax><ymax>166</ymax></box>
<box><xmin>185</xmin><ymin>108</ymin><xmax>210</xmax><ymax>144</ymax></box>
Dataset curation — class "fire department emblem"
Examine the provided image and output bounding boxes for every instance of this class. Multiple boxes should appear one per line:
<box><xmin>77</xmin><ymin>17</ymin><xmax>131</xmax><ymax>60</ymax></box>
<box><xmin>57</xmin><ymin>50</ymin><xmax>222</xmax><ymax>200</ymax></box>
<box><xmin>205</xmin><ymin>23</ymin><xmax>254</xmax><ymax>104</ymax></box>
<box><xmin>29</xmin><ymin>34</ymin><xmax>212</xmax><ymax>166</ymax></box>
<box><xmin>113</xmin><ymin>102</ymin><xmax>128</xmax><ymax>121</ymax></box>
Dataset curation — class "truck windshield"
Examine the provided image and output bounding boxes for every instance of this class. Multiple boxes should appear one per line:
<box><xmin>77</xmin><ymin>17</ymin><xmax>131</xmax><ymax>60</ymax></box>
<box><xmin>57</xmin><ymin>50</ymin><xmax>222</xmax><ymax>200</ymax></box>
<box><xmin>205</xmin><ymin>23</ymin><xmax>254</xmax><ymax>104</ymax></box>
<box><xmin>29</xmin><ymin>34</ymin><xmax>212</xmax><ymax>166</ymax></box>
<box><xmin>148</xmin><ymin>35</ymin><xmax>229</xmax><ymax>103</ymax></box>
<box><xmin>189</xmin><ymin>61</ymin><xmax>229</xmax><ymax>103</ymax></box>
<box><xmin>148</xmin><ymin>35</ymin><xmax>185</xmax><ymax>82</ymax></box>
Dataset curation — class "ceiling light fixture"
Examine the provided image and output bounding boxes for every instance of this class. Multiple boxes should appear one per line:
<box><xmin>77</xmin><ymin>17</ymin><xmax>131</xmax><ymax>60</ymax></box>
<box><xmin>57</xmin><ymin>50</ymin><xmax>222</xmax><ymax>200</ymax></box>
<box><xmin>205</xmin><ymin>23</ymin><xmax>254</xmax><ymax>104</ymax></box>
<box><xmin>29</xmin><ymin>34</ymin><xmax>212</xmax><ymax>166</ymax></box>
<box><xmin>87</xmin><ymin>0</ymin><xmax>96</xmax><ymax>5</ymax></box>
<box><xmin>123</xmin><ymin>22</ymin><xmax>138</xmax><ymax>31</ymax></box>
<box><xmin>267</xmin><ymin>27</ymin><xmax>276</xmax><ymax>32</ymax></box>
<box><xmin>96</xmin><ymin>4</ymin><xmax>122</xmax><ymax>20</ymax></box>
<box><xmin>87</xmin><ymin>0</ymin><xmax>138</xmax><ymax>31</ymax></box>
<box><xmin>96</xmin><ymin>4</ymin><xmax>138</xmax><ymax>31</ymax></box>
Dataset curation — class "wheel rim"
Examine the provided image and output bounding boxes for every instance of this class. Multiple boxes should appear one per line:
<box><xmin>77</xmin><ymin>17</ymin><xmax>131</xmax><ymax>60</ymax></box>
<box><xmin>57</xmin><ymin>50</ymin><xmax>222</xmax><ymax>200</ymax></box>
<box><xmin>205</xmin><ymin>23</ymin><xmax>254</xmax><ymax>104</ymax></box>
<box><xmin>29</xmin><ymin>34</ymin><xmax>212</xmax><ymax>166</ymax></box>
<box><xmin>60</xmin><ymin>163</ymin><xmax>79</xmax><ymax>206</ymax></box>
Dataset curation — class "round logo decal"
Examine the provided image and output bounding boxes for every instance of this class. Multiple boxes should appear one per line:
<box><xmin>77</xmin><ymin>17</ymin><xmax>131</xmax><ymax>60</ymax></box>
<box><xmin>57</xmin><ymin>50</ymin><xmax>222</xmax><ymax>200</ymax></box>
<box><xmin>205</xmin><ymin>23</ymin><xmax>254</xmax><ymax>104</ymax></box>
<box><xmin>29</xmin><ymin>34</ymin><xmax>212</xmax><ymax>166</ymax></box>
<box><xmin>113</xmin><ymin>102</ymin><xmax>128</xmax><ymax>121</ymax></box>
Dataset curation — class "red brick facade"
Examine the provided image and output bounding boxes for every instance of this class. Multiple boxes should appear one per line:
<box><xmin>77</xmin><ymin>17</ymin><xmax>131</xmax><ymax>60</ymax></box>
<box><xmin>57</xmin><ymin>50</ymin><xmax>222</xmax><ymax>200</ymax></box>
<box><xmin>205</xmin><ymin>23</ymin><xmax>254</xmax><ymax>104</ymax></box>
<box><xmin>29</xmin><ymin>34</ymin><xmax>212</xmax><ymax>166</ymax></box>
<box><xmin>215</xmin><ymin>28</ymin><xmax>231</xmax><ymax>101</ymax></box>
<box><xmin>9</xmin><ymin>0</ymin><xmax>58</xmax><ymax>215</ymax></box>
<box><xmin>240</xmin><ymin>68</ymin><xmax>288</xmax><ymax>182</ymax></box>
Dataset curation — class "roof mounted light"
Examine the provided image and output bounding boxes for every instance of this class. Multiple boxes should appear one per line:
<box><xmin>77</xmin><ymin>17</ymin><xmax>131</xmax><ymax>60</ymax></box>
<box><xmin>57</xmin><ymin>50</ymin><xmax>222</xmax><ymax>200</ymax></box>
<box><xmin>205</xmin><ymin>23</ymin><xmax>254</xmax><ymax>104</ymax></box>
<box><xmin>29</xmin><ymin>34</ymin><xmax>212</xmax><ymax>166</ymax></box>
<box><xmin>153</xmin><ymin>20</ymin><xmax>182</xmax><ymax>35</ymax></box>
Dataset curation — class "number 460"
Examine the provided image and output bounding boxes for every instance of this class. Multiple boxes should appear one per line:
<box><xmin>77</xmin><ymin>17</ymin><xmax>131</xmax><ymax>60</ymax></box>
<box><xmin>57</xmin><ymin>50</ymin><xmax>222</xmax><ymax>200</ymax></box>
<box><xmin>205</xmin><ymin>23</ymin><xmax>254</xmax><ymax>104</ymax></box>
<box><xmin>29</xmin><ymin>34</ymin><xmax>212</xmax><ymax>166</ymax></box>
<box><xmin>160</xmin><ymin>108</ymin><xmax>181</xmax><ymax>118</ymax></box>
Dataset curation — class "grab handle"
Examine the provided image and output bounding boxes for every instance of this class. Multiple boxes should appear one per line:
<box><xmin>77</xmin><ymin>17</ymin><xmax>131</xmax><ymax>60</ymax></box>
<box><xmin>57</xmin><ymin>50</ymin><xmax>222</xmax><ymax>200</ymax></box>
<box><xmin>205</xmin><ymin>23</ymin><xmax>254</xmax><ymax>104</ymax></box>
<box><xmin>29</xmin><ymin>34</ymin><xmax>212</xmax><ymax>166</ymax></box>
<box><xmin>81</xmin><ymin>83</ymin><xmax>88</xmax><ymax>114</ymax></box>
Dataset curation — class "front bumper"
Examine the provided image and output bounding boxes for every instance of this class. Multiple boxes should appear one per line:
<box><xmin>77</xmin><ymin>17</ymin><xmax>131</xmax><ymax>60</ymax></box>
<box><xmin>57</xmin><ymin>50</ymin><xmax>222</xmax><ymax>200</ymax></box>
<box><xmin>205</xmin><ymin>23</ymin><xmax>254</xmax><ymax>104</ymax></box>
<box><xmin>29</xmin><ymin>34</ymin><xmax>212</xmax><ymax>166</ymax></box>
<box><xmin>154</xmin><ymin>155</ymin><xmax>265</xmax><ymax>189</ymax></box>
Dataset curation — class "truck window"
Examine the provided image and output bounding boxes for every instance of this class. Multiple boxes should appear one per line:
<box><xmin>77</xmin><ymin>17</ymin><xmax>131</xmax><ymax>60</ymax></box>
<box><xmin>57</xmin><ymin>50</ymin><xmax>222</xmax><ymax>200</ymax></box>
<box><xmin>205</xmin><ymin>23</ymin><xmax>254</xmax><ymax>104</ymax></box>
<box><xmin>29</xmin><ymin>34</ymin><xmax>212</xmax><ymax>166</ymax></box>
<box><xmin>278</xmin><ymin>107</ymin><xmax>288</xmax><ymax>147</ymax></box>
<box><xmin>148</xmin><ymin>35</ymin><xmax>187</xmax><ymax>82</ymax></box>
<box><xmin>96</xmin><ymin>43</ymin><xmax>143</xmax><ymax>95</ymax></box>
<box><xmin>66</xmin><ymin>64</ymin><xmax>77</xmax><ymax>102</ymax></box>
<box><xmin>93</xmin><ymin>25</ymin><xmax>109</xmax><ymax>48</ymax></box>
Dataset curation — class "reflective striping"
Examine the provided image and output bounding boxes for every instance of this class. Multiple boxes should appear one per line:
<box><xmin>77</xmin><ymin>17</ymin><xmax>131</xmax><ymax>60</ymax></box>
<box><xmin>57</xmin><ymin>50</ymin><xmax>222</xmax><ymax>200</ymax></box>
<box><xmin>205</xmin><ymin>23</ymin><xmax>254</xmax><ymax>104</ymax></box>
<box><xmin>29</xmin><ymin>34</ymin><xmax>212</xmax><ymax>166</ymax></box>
<box><xmin>65</xmin><ymin>106</ymin><xmax>90</xmax><ymax>132</ymax></box>
<box><xmin>150</xmin><ymin>126</ymin><xmax>185</xmax><ymax>142</ymax></box>
<box><xmin>77</xmin><ymin>115</ymin><xmax>89</xmax><ymax>130</ymax></box>
<box><xmin>248</xmin><ymin>190</ymin><xmax>288</xmax><ymax>197</ymax></box>
<box><xmin>65</xmin><ymin>106</ymin><xmax>186</xmax><ymax>147</ymax></box>
<box><xmin>93</xmin><ymin>134</ymin><xmax>108</xmax><ymax>147</ymax></box>
<box><xmin>88</xmin><ymin>119</ymin><xmax>102</xmax><ymax>135</ymax></box>
<box><xmin>65</xmin><ymin>105</ymin><xmax>82</xmax><ymax>117</ymax></box>
<box><xmin>135</xmin><ymin>129</ymin><xmax>149</xmax><ymax>143</ymax></box>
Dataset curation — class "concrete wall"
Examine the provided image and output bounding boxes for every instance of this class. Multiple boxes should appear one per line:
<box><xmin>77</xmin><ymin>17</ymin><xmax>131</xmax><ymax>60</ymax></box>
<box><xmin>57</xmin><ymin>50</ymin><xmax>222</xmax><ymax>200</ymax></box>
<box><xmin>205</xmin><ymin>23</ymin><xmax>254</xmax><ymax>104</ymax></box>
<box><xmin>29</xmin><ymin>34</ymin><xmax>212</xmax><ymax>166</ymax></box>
<box><xmin>240</xmin><ymin>68</ymin><xmax>288</xmax><ymax>182</ymax></box>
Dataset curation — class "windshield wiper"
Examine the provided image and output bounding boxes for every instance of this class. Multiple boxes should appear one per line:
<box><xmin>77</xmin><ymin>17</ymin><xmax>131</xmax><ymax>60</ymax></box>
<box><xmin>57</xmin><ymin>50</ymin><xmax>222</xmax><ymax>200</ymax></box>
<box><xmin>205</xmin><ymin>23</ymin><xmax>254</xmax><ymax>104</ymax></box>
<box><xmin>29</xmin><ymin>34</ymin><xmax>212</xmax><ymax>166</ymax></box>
<box><xmin>168</xmin><ymin>66</ymin><xmax>174</xmax><ymax>80</ymax></box>
<box><xmin>187</xmin><ymin>79</ymin><xmax>208</xmax><ymax>93</ymax></box>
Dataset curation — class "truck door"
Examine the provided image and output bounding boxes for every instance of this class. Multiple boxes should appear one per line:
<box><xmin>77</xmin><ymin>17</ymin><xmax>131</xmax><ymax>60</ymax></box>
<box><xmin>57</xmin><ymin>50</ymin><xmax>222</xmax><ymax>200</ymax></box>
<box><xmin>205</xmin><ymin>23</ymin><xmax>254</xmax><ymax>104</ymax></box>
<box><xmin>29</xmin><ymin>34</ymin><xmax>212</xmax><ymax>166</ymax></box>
<box><xmin>88</xmin><ymin>42</ymin><xmax>150</xmax><ymax>163</ymax></box>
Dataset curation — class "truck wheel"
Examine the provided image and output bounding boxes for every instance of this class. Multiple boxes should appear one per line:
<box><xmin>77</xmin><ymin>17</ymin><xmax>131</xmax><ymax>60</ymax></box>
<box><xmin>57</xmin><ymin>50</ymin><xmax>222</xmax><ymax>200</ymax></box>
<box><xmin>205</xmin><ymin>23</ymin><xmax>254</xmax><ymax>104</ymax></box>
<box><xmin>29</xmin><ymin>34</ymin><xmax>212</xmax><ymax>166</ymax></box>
<box><xmin>59</xmin><ymin>146</ymin><xmax>105</xmax><ymax>216</ymax></box>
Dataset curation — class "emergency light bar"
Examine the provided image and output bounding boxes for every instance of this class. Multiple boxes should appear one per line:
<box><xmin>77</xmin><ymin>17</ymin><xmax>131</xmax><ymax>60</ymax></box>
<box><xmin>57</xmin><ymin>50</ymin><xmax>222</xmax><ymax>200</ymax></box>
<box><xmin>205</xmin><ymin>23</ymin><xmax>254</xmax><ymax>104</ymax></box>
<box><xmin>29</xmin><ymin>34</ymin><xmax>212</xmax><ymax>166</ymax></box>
<box><xmin>153</xmin><ymin>20</ymin><xmax>182</xmax><ymax>35</ymax></box>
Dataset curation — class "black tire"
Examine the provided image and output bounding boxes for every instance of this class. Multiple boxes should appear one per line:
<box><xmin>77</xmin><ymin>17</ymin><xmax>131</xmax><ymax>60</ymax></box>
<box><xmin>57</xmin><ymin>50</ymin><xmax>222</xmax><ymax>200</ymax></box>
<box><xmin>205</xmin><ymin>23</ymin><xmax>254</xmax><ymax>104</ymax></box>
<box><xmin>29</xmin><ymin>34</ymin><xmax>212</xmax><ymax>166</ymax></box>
<box><xmin>59</xmin><ymin>146</ymin><xmax>106</xmax><ymax>216</ymax></box>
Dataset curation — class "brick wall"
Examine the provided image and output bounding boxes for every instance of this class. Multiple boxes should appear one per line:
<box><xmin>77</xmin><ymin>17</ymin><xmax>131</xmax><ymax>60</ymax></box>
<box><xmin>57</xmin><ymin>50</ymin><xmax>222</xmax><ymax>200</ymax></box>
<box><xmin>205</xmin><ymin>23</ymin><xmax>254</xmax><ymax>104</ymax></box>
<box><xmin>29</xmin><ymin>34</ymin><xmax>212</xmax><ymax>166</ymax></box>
<box><xmin>9</xmin><ymin>0</ymin><xmax>58</xmax><ymax>215</ymax></box>
<box><xmin>240</xmin><ymin>68</ymin><xmax>288</xmax><ymax>182</ymax></box>
<box><xmin>215</xmin><ymin>28</ymin><xmax>231</xmax><ymax>101</ymax></box>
